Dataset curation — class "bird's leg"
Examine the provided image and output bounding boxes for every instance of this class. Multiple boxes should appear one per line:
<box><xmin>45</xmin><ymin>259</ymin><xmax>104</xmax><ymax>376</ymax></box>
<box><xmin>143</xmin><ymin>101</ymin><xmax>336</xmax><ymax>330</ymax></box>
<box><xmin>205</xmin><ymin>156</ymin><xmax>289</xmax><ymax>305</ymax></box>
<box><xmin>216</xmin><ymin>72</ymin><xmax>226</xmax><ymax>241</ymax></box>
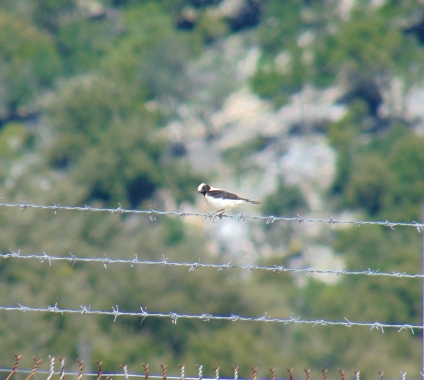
<box><xmin>216</xmin><ymin>209</ymin><xmax>226</xmax><ymax>219</ymax></box>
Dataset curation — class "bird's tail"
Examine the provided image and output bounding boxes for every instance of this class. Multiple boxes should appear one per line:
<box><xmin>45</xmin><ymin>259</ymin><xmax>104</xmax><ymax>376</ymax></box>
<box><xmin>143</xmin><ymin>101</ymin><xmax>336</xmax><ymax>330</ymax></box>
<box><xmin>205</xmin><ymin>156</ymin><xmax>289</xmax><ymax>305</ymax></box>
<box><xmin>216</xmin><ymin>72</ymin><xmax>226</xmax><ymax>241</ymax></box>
<box><xmin>247</xmin><ymin>200</ymin><xmax>260</xmax><ymax>204</ymax></box>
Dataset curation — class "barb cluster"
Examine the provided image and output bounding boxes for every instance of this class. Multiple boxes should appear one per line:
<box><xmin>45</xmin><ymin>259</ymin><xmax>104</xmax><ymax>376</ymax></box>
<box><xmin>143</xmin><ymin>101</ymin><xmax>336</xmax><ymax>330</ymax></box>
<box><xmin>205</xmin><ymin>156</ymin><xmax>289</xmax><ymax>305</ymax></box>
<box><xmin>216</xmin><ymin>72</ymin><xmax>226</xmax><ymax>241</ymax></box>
<box><xmin>1</xmin><ymin>250</ymin><xmax>423</xmax><ymax>279</ymax></box>
<box><xmin>0</xmin><ymin>201</ymin><xmax>423</xmax><ymax>231</ymax></box>
<box><xmin>0</xmin><ymin>303</ymin><xmax>418</xmax><ymax>333</ymax></box>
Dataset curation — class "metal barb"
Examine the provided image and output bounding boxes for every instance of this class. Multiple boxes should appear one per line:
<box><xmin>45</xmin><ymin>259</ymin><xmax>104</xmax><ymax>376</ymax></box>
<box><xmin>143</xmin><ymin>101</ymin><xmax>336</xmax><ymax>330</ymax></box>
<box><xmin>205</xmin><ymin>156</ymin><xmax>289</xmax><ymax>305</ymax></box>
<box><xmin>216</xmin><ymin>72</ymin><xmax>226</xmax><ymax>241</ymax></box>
<box><xmin>149</xmin><ymin>209</ymin><xmax>157</xmax><ymax>222</ymax></box>
<box><xmin>9</xmin><ymin>249</ymin><xmax>20</xmax><ymax>257</ymax></box>
<box><xmin>47</xmin><ymin>356</ymin><xmax>55</xmax><ymax>380</ymax></box>
<box><xmin>196</xmin><ymin>365</ymin><xmax>202</xmax><ymax>380</ymax></box>
<box><xmin>80</xmin><ymin>305</ymin><xmax>91</xmax><ymax>314</ymax></box>
<box><xmin>178</xmin><ymin>364</ymin><xmax>185</xmax><ymax>380</ymax></box>
<box><xmin>112</xmin><ymin>305</ymin><xmax>120</xmax><ymax>321</ymax></box>
<box><xmin>378</xmin><ymin>371</ymin><xmax>384</xmax><ymax>380</ymax></box>
<box><xmin>77</xmin><ymin>359</ymin><xmax>84</xmax><ymax>380</ymax></box>
<box><xmin>6</xmin><ymin>354</ymin><xmax>22</xmax><ymax>380</ymax></box>
<box><xmin>370</xmin><ymin>322</ymin><xmax>384</xmax><ymax>333</ymax></box>
<box><xmin>287</xmin><ymin>368</ymin><xmax>294</xmax><ymax>380</ymax></box>
<box><xmin>338</xmin><ymin>369</ymin><xmax>345</xmax><ymax>380</ymax></box>
<box><xmin>142</xmin><ymin>364</ymin><xmax>149</xmax><ymax>380</ymax></box>
<box><xmin>160</xmin><ymin>364</ymin><xmax>167</xmax><ymax>380</ymax></box>
<box><xmin>304</xmin><ymin>369</ymin><xmax>311</xmax><ymax>380</ymax></box>
<box><xmin>266</xmin><ymin>216</ymin><xmax>275</xmax><ymax>224</ymax></box>
<box><xmin>20</xmin><ymin>201</ymin><xmax>28</xmax><ymax>213</ymax></box>
<box><xmin>25</xmin><ymin>357</ymin><xmax>42</xmax><ymax>380</ymax></box>
<box><xmin>41</xmin><ymin>252</ymin><xmax>52</xmax><ymax>266</ymax></box>
<box><xmin>232</xmin><ymin>366</ymin><xmax>239</xmax><ymax>380</ymax></box>
<box><xmin>213</xmin><ymin>367</ymin><xmax>220</xmax><ymax>380</ymax></box>
<box><xmin>297</xmin><ymin>214</ymin><xmax>307</xmax><ymax>226</ymax></box>
<box><xmin>190</xmin><ymin>259</ymin><xmax>201</xmax><ymax>272</ymax></box>
<box><xmin>238</xmin><ymin>213</ymin><xmax>246</xmax><ymax>223</ymax></box>
<box><xmin>69</xmin><ymin>252</ymin><xmax>76</xmax><ymax>267</ymax></box>
<box><xmin>413</xmin><ymin>221</ymin><xmax>423</xmax><ymax>233</ymax></box>
<box><xmin>353</xmin><ymin>370</ymin><xmax>360</xmax><ymax>380</ymax></box>
<box><xmin>170</xmin><ymin>312</ymin><xmax>178</xmax><ymax>324</ymax></box>
<box><xmin>96</xmin><ymin>361</ymin><xmax>102</xmax><ymax>380</ymax></box>
<box><xmin>59</xmin><ymin>357</ymin><xmax>65</xmax><ymax>380</ymax></box>
<box><xmin>218</xmin><ymin>261</ymin><xmax>231</xmax><ymax>271</ymax></box>
<box><xmin>250</xmin><ymin>367</ymin><xmax>257</xmax><ymax>380</ymax></box>
<box><xmin>321</xmin><ymin>369</ymin><xmax>328</xmax><ymax>380</ymax></box>
<box><xmin>18</xmin><ymin>303</ymin><xmax>29</xmax><ymax>312</ymax></box>
<box><xmin>119</xmin><ymin>365</ymin><xmax>129</xmax><ymax>380</ymax></box>
<box><xmin>103</xmin><ymin>253</ymin><xmax>109</xmax><ymax>268</ymax></box>
<box><xmin>175</xmin><ymin>207</ymin><xmax>186</xmax><ymax>218</ymax></box>
<box><xmin>269</xmin><ymin>368</ymin><xmax>275</xmax><ymax>380</ymax></box>
<box><xmin>48</xmin><ymin>303</ymin><xmax>63</xmax><ymax>314</ymax></box>
<box><xmin>84</xmin><ymin>205</ymin><xmax>92</xmax><ymax>216</ymax></box>
<box><xmin>113</xmin><ymin>203</ymin><xmax>123</xmax><ymax>215</ymax></box>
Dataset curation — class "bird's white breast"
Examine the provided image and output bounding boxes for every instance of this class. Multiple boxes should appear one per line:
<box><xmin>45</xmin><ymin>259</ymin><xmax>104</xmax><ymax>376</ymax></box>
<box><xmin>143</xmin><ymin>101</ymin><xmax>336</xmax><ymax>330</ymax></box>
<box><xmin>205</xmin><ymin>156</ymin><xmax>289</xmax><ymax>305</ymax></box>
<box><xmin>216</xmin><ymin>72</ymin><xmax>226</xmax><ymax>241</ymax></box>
<box><xmin>204</xmin><ymin>194</ymin><xmax>245</xmax><ymax>210</ymax></box>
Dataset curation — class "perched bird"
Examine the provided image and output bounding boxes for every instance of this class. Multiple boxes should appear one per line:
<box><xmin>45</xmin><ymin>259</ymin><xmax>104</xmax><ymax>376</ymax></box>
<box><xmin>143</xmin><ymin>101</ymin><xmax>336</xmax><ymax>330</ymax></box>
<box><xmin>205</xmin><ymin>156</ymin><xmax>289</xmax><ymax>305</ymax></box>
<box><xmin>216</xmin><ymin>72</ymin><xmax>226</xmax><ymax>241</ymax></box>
<box><xmin>198</xmin><ymin>183</ymin><xmax>260</xmax><ymax>212</ymax></box>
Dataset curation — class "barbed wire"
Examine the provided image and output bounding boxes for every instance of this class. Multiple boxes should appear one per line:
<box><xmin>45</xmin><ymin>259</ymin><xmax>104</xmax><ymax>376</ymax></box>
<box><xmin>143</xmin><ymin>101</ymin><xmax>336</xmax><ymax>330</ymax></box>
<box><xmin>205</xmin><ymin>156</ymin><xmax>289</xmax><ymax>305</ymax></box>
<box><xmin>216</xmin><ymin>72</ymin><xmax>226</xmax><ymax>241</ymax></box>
<box><xmin>0</xmin><ymin>357</ymin><xmax>412</xmax><ymax>380</ymax></box>
<box><xmin>0</xmin><ymin>302</ymin><xmax>419</xmax><ymax>333</ymax></box>
<box><xmin>1</xmin><ymin>250</ymin><xmax>424</xmax><ymax>280</ymax></box>
<box><xmin>0</xmin><ymin>201</ymin><xmax>423</xmax><ymax>231</ymax></box>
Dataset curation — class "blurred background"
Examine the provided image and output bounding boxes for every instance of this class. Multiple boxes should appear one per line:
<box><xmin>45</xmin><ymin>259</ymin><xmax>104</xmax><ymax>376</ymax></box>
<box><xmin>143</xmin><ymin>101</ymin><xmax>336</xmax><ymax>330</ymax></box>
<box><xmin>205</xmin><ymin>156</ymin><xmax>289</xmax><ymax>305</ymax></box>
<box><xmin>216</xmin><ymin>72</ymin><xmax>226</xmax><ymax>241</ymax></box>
<box><xmin>1</xmin><ymin>0</ymin><xmax>424</xmax><ymax>378</ymax></box>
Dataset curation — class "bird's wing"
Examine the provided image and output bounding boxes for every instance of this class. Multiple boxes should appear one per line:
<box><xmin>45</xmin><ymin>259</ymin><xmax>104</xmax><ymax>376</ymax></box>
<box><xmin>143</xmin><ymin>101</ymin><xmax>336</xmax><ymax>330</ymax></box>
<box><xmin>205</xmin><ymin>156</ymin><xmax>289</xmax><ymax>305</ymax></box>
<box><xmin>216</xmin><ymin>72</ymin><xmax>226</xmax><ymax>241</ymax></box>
<box><xmin>207</xmin><ymin>189</ymin><xmax>248</xmax><ymax>201</ymax></box>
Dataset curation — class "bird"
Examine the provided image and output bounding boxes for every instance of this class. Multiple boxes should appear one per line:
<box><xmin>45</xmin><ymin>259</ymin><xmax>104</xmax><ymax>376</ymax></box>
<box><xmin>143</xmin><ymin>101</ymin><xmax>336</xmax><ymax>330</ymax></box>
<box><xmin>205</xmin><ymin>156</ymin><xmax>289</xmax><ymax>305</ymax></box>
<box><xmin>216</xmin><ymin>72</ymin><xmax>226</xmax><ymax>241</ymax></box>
<box><xmin>198</xmin><ymin>183</ymin><xmax>260</xmax><ymax>213</ymax></box>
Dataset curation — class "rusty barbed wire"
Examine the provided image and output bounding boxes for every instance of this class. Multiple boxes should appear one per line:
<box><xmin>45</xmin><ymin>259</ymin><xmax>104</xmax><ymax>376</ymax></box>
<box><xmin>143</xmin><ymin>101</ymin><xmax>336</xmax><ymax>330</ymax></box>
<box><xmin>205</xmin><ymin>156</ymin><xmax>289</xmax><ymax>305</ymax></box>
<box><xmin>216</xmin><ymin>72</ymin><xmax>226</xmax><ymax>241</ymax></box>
<box><xmin>0</xmin><ymin>366</ymin><xmax>413</xmax><ymax>380</ymax></box>
<box><xmin>0</xmin><ymin>356</ymin><xmax>415</xmax><ymax>380</ymax></box>
<box><xmin>77</xmin><ymin>360</ymin><xmax>84</xmax><ymax>380</ymax></box>
<box><xmin>142</xmin><ymin>364</ymin><xmax>149</xmax><ymax>380</ymax></box>
<box><xmin>25</xmin><ymin>358</ymin><xmax>42</xmax><ymax>380</ymax></box>
<box><xmin>1</xmin><ymin>250</ymin><xmax>423</xmax><ymax>280</ymax></box>
<box><xmin>0</xmin><ymin>201</ymin><xmax>423</xmax><ymax>231</ymax></box>
<box><xmin>0</xmin><ymin>302</ymin><xmax>419</xmax><ymax>333</ymax></box>
<box><xmin>287</xmin><ymin>368</ymin><xmax>294</xmax><ymax>380</ymax></box>
<box><xmin>5</xmin><ymin>353</ymin><xmax>21</xmax><ymax>380</ymax></box>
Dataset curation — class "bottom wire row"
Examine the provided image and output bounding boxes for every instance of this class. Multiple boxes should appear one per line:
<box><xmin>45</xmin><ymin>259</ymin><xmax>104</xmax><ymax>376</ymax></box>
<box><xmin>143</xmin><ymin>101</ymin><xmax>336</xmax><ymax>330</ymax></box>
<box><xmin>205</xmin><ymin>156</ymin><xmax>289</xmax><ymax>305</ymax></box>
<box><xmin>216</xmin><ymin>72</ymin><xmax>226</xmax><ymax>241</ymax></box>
<box><xmin>0</xmin><ymin>354</ymin><xmax>410</xmax><ymax>380</ymax></box>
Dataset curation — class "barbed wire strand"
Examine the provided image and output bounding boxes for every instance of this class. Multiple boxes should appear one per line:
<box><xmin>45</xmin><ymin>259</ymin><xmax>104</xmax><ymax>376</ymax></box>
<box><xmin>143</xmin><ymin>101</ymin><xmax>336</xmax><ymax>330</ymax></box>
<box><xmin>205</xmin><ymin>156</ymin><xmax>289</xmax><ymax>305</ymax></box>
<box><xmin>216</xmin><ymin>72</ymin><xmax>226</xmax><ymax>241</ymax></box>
<box><xmin>1</xmin><ymin>250</ymin><xmax>423</xmax><ymax>280</ymax></box>
<box><xmin>0</xmin><ymin>303</ymin><xmax>419</xmax><ymax>333</ymax></box>
<box><xmin>0</xmin><ymin>368</ymin><xmax>199</xmax><ymax>380</ymax></box>
<box><xmin>0</xmin><ymin>202</ymin><xmax>423</xmax><ymax>231</ymax></box>
<box><xmin>0</xmin><ymin>367</ymin><xmax>409</xmax><ymax>380</ymax></box>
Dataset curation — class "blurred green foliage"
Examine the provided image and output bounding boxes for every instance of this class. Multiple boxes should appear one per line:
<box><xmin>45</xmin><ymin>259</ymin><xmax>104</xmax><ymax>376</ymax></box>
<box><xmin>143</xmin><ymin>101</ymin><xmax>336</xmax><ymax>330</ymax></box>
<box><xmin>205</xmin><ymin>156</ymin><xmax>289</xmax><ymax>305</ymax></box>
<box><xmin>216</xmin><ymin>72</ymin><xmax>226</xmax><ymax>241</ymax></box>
<box><xmin>0</xmin><ymin>0</ymin><xmax>423</xmax><ymax>376</ymax></box>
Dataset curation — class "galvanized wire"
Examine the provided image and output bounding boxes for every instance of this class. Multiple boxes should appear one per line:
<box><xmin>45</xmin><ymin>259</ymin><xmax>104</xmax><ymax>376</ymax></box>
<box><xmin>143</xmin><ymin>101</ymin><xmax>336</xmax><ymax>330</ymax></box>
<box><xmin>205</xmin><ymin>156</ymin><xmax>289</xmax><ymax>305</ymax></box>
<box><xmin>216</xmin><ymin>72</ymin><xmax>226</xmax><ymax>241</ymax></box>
<box><xmin>1</xmin><ymin>250</ymin><xmax>423</xmax><ymax>279</ymax></box>
<box><xmin>0</xmin><ymin>303</ymin><xmax>418</xmax><ymax>333</ymax></box>
<box><xmin>0</xmin><ymin>201</ymin><xmax>423</xmax><ymax>231</ymax></box>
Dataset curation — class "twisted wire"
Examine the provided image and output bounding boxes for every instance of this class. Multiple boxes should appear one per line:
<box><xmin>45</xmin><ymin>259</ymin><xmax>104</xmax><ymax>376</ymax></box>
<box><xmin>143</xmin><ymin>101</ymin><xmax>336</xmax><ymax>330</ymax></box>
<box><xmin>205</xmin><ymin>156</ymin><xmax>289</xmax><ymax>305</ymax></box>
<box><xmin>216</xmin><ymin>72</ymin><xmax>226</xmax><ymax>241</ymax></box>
<box><xmin>1</xmin><ymin>251</ymin><xmax>423</xmax><ymax>279</ymax></box>
<box><xmin>0</xmin><ymin>303</ymin><xmax>419</xmax><ymax>333</ymax></box>
<box><xmin>0</xmin><ymin>368</ymin><xmax>198</xmax><ymax>379</ymax></box>
<box><xmin>0</xmin><ymin>202</ymin><xmax>423</xmax><ymax>231</ymax></box>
